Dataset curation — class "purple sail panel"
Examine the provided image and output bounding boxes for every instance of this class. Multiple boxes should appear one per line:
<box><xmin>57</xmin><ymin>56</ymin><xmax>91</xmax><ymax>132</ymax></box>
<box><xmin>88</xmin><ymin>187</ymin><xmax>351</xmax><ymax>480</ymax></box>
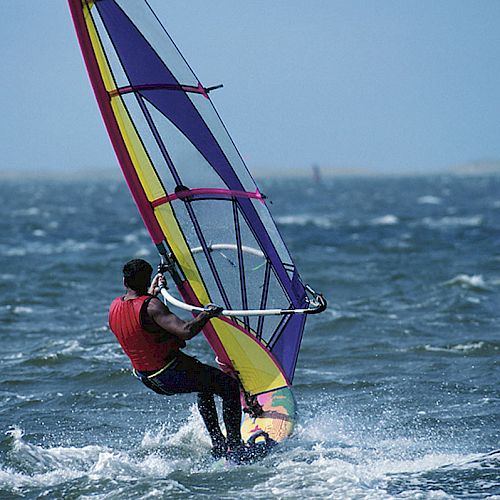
<box><xmin>270</xmin><ymin>314</ymin><xmax>307</xmax><ymax>382</ymax></box>
<box><xmin>95</xmin><ymin>0</ymin><xmax>178</xmax><ymax>87</ymax></box>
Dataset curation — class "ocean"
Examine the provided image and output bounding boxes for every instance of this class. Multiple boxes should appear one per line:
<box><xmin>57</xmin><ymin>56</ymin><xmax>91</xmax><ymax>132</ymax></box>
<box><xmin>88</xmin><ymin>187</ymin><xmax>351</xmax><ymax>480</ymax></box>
<box><xmin>0</xmin><ymin>174</ymin><xmax>498</xmax><ymax>499</ymax></box>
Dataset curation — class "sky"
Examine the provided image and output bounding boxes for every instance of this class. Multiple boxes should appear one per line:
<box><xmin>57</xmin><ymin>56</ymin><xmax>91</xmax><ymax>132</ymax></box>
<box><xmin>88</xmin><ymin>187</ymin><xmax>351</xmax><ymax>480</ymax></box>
<box><xmin>1</xmin><ymin>0</ymin><xmax>500</xmax><ymax>175</ymax></box>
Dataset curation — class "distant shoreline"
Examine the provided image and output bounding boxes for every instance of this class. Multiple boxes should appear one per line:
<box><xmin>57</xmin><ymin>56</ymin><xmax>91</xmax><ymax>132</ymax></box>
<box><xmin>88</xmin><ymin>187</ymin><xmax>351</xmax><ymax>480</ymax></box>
<box><xmin>1</xmin><ymin>161</ymin><xmax>499</xmax><ymax>181</ymax></box>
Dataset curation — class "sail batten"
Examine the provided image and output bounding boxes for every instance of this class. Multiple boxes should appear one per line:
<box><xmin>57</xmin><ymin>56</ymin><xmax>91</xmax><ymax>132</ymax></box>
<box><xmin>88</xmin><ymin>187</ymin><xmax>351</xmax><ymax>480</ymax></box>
<box><xmin>109</xmin><ymin>83</ymin><xmax>209</xmax><ymax>98</ymax></box>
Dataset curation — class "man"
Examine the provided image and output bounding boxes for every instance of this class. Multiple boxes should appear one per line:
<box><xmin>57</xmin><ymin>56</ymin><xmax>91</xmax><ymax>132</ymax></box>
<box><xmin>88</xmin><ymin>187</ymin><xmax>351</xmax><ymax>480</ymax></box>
<box><xmin>108</xmin><ymin>258</ymin><xmax>244</xmax><ymax>459</ymax></box>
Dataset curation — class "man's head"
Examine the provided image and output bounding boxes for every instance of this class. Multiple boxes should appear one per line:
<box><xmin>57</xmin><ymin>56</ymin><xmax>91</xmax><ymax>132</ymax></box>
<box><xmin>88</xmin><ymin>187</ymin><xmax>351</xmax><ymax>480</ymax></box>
<box><xmin>123</xmin><ymin>259</ymin><xmax>153</xmax><ymax>294</ymax></box>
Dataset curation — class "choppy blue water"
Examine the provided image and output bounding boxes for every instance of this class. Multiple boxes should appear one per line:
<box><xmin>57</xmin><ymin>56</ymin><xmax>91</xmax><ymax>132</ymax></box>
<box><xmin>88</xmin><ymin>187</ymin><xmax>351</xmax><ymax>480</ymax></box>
<box><xmin>0</xmin><ymin>174</ymin><xmax>499</xmax><ymax>499</ymax></box>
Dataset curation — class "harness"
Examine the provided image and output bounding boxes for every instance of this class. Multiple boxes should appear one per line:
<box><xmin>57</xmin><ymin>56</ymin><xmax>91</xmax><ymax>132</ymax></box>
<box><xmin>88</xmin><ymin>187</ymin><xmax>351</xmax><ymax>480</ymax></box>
<box><xmin>132</xmin><ymin>351</ymin><xmax>179</xmax><ymax>395</ymax></box>
<box><xmin>132</xmin><ymin>354</ymin><xmax>177</xmax><ymax>380</ymax></box>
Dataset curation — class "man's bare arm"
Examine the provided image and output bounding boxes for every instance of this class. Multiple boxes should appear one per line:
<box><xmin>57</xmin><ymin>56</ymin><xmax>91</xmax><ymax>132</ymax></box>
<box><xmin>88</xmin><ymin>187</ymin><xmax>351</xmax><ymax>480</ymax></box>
<box><xmin>147</xmin><ymin>297</ymin><xmax>221</xmax><ymax>341</ymax></box>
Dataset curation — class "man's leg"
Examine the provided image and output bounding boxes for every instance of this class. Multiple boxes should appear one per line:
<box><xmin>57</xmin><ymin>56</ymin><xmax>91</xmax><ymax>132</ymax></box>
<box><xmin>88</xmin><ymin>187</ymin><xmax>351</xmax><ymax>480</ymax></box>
<box><xmin>197</xmin><ymin>392</ymin><xmax>226</xmax><ymax>454</ymax></box>
<box><xmin>193</xmin><ymin>361</ymin><xmax>243</xmax><ymax>449</ymax></box>
<box><xmin>217</xmin><ymin>376</ymin><xmax>243</xmax><ymax>448</ymax></box>
<box><xmin>150</xmin><ymin>352</ymin><xmax>243</xmax><ymax>451</ymax></box>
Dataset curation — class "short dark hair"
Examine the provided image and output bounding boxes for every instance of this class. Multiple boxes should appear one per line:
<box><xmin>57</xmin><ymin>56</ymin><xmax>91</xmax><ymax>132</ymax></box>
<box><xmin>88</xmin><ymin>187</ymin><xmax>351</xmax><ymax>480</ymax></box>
<box><xmin>123</xmin><ymin>259</ymin><xmax>153</xmax><ymax>293</ymax></box>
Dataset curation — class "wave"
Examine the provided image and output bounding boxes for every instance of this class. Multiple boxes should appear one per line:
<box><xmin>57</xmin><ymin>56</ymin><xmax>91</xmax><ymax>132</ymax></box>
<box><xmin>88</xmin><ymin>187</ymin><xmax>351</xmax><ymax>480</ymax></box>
<box><xmin>419</xmin><ymin>341</ymin><xmax>498</xmax><ymax>355</ymax></box>
<box><xmin>275</xmin><ymin>214</ymin><xmax>334</xmax><ymax>229</ymax></box>
<box><xmin>2</xmin><ymin>407</ymin><xmax>497</xmax><ymax>499</ymax></box>
<box><xmin>370</xmin><ymin>215</ymin><xmax>399</xmax><ymax>226</ymax></box>
<box><xmin>0</xmin><ymin>337</ymin><xmax>123</xmax><ymax>373</ymax></box>
<box><xmin>385</xmin><ymin>449</ymin><xmax>500</xmax><ymax>498</ymax></box>
<box><xmin>0</xmin><ymin>236</ymin><xmax>154</xmax><ymax>258</ymax></box>
<box><xmin>18</xmin><ymin>339</ymin><xmax>84</xmax><ymax>365</ymax></box>
<box><xmin>418</xmin><ymin>195</ymin><xmax>442</xmax><ymax>205</ymax></box>
<box><xmin>11</xmin><ymin>306</ymin><xmax>34</xmax><ymax>315</ymax></box>
<box><xmin>403</xmin><ymin>340</ymin><xmax>500</xmax><ymax>356</ymax></box>
<box><xmin>140</xmin><ymin>405</ymin><xmax>211</xmax><ymax>454</ymax></box>
<box><xmin>251</xmin><ymin>412</ymin><xmax>496</xmax><ymax>499</ymax></box>
<box><xmin>0</xmin><ymin>409</ymin><xmax>214</xmax><ymax>497</ymax></box>
<box><xmin>0</xmin><ymin>274</ymin><xmax>16</xmax><ymax>281</ymax></box>
<box><xmin>0</xmin><ymin>239</ymin><xmax>95</xmax><ymax>258</ymax></box>
<box><xmin>0</xmin><ymin>426</ymin><xmax>191</xmax><ymax>496</ymax></box>
<box><xmin>12</xmin><ymin>207</ymin><xmax>43</xmax><ymax>217</ymax></box>
<box><xmin>278</xmin><ymin>213</ymin><xmax>403</xmax><ymax>230</ymax></box>
<box><xmin>254</xmin><ymin>448</ymin><xmax>485</xmax><ymax>499</ymax></box>
<box><xmin>422</xmin><ymin>215</ymin><xmax>483</xmax><ymax>228</ymax></box>
<box><xmin>122</xmin><ymin>229</ymin><xmax>149</xmax><ymax>244</ymax></box>
<box><xmin>444</xmin><ymin>274</ymin><xmax>488</xmax><ymax>290</ymax></box>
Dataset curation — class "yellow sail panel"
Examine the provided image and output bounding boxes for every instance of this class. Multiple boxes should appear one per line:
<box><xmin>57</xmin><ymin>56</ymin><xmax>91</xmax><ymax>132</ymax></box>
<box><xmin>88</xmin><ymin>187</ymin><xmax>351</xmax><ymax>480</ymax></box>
<box><xmin>110</xmin><ymin>98</ymin><xmax>165</xmax><ymax>201</ymax></box>
<box><xmin>212</xmin><ymin>319</ymin><xmax>287</xmax><ymax>394</ymax></box>
<box><xmin>83</xmin><ymin>1</ymin><xmax>114</xmax><ymax>92</ymax></box>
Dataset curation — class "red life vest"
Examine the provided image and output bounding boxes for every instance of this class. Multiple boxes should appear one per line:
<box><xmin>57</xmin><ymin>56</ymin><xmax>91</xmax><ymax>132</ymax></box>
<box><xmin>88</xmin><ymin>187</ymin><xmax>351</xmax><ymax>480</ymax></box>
<box><xmin>108</xmin><ymin>295</ymin><xmax>182</xmax><ymax>371</ymax></box>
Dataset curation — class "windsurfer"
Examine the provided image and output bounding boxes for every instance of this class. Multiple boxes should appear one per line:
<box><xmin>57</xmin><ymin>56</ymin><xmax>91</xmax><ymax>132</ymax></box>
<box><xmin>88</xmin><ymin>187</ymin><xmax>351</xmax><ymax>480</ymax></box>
<box><xmin>108</xmin><ymin>258</ymin><xmax>243</xmax><ymax>459</ymax></box>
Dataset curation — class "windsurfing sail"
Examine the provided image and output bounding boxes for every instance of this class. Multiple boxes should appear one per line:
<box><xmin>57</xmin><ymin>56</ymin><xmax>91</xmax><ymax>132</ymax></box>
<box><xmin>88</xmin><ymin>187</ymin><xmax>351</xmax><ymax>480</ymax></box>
<box><xmin>68</xmin><ymin>0</ymin><xmax>326</xmax><ymax>397</ymax></box>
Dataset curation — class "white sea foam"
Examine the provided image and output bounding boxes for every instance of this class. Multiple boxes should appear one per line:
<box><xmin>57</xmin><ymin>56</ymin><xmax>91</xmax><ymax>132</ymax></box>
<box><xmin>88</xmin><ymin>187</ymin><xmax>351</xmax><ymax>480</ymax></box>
<box><xmin>423</xmin><ymin>215</ymin><xmax>483</xmax><ymax>228</ymax></box>
<box><xmin>13</xmin><ymin>207</ymin><xmax>41</xmax><ymax>217</ymax></box>
<box><xmin>0</xmin><ymin>273</ymin><xmax>16</xmax><ymax>280</ymax></box>
<box><xmin>123</xmin><ymin>233</ymin><xmax>139</xmax><ymax>244</ymax></box>
<box><xmin>422</xmin><ymin>341</ymin><xmax>487</xmax><ymax>354</ymax></box>
<box><xmin>444</xmin><ymin>274</ymin><xmax>487</xmax><ymax>290</ymax></box>
<box><xmin>324</xmin><ymin>308</ymin><xmax>343</xmax><ymax>320</ymax></box>
<box><xmin>4</xmin><ymin>352</ymin><xmax>24</xmax><ymax>360</ymax></box>
<box><xmin>1</xmin><ymin>426</ymin><xmax>191</xmax><ymax>494</ymax></box>
<box><xmin>4</xmin><ymin>248</ymin><xmax>27</xmax><ymax>257</ymax></box>
<box><xmin>143</xmin><ymin>409</ymin><xmax>208</xmax><ymax>452</ymax></box>
<box><xmin>466</xmin><ymin>296</ymin><xmax>481</xmax><ymax>304</ymax></box>
<box><xmin>275</xmin><ymin>214</ymin><xmax>333</xmax><ymax>229</ymax></box>
<box><xmin>1</xmin><ymin>239</ymin><xmax>99</xmax><ymax>257</ymax></box>
<box><xmin>2</xmin><ymin>409</ymin><xmax>495</xmax><ymax>499</ymax></box>
<box><xmin>448</xmin><ymin>341</ymin><xmax>487</xmax><ymax>353</ymax></box>
<box><xmin>160</xmin><ymin>405</ymin><xmax>211</xmax><ymax>453</ymax></box>
<box><xmin>135</xmin><ymin>247</ymin><xmax>152</xmax><ymax>257</ymax></box>
<box><xmin>250</xmin><ymin>415</ymin><xmax>483</xmax><ymax>500</ymax></box>
<box><xmin>12</xmin><ymin>306</ymin><xmax>33</xmax><ymax>315</ymax></box>
<box><xmin>371</xmin><ymin>215</ymin><xmax>399</xmax><ymax>226</ymax></box>
<box><xmin>58</xmin><ymin>339</ymin><xmax>84</xmax><ymax>356</ymax></box>
<box><xmin>418</xmin><ymin>195</ymin><xmax>442</xmax><ymax>205</ymax></box>
<box><xmin>141</xmin><ymin>424</ymin><xmax>172</xmax><ymax>450</ymax></box>
<box><xmin>88</xmin><ymin>450</ymin><xmax>173</xmax><ymax>481</ymax></box>
<box><xmin>36</xmin><ymin>339</ymin><xmax>85</xmax><ymax>358</ymax></box>
<box><xmin>46</xmin><ymin>338</ymin><xmax>124</xmax><ymax>363</ymax></box>
<box><xmin>3</xmin><ymin>427</ymin><xmax>106</xmax><ymax>486</ymax></box>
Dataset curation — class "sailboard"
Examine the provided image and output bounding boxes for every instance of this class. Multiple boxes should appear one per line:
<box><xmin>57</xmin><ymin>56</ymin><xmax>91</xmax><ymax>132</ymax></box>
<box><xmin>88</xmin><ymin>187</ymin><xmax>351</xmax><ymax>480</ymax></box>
<box><xmin>68</xmin><ymin>0</ymin><xmax>326</xmax><ymax>450</ymax></box>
